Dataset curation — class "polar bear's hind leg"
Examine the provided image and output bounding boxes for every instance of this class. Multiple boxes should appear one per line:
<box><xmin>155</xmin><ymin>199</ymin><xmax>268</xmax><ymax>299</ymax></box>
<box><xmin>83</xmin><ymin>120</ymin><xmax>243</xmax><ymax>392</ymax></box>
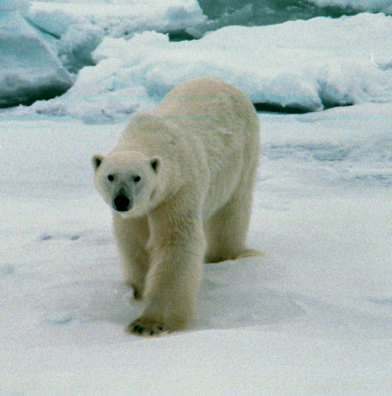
<box><xmin>204</xmin><ymin>174</ymin><xmax>260</xmax><ymax>263</ymax></box>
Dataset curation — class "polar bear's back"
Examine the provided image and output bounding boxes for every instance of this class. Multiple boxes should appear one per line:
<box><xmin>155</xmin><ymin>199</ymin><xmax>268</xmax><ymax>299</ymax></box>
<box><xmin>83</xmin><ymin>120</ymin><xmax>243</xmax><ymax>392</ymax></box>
<box><xmin>154</xmin><ymin>77</ymin><xmax>260</xmax><ymax>215</ymax></box>
<box><xmin>154</xmin><ymin>77</ymin><xmax>258</xmax><ymax>142</ymax></box>
<box><xmin>154</xmin><ymin>76</ymin><xmax>259</xmax><ymax>172</ymax></box>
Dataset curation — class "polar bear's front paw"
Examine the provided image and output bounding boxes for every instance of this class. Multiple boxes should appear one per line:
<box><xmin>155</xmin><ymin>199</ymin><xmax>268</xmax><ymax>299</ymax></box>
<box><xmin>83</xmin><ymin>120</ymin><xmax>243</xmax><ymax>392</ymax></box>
<box><xmin>126</xmin><ymin>318</ymin><xmax>170</xmax><ymax>336</ymax></box>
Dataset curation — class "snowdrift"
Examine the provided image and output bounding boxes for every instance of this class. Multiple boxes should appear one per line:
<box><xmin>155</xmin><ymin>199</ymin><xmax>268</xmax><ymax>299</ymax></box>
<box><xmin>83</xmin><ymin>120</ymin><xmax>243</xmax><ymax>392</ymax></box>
<box><xmin>27</xmin><ymin>13</ymin><xmax>392</xmax><ymax>120</ymax></box>
<box><xmin>2</xmin><ymin>1</ymin><xmax>392</xmax><ymax>111</ymax></box>
<box><xmin>25</xmin><ymin>0</ymin><xmax>206</xmax><ymax>39</ymax></box>
<box><xmin>0</xmin><ymin>0</ymin><xmax>205</xmax><ymax>107</ymax></box>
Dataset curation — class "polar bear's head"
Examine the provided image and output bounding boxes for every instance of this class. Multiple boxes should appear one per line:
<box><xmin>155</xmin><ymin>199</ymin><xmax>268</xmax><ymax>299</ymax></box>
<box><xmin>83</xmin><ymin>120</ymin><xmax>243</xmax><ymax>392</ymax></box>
<box><xmin>92</xmin><ymin>151</ymin><xmax>161</xmax><ymax>218</ymax></box>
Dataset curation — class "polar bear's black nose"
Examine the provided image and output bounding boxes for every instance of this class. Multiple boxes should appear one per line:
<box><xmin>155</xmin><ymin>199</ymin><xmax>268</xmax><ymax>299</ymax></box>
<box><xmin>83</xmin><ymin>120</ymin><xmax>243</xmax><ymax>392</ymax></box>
<box><xmin>113</xmin><ymin>191</ymin><xmax>131</xmax><ymax>212</ymax></box>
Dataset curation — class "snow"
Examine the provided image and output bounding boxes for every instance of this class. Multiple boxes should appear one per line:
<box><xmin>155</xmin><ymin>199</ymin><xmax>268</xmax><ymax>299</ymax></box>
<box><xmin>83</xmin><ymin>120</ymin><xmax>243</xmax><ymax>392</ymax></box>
<box><xmin>1</xmin><ymin>0</ymin><xmax>392</xmax><ymax>393</ymax></box>
<box><xmin>24</xmin><ymin>0</ymin><xmax>206</xmax><ymax>39</ymax></box>
<box><xmin>1</xmin><ymin>102</ymin><xmax>392</xmax><ymax>394</ymax></box>
<box><xmin>3</xmin><ymin>2</ymin><xmax>392</xmax><ymax>110</ymax></box>
<box><xmin>195</xmin><ymin>0</ymin><xmax>392</xmax><ymax>36</ymax></box>
<box><xmin>0</xmin><ymin>8</ymin><xmax>73</xmax><ymax>107</ymax></box>
<box><xmin>20</xmin><ymin>13</ymin><xmax>392</xmax><ymax>120</ymax></box>
<box><xmin>1</xmin><ymin>0</ymin><xmax>205</xmax><ymax>107</ymax></box>
<box><xmin>20</xmin><ymin>0</ymin><xmax>205</xmax><ymax>76</ymax></box>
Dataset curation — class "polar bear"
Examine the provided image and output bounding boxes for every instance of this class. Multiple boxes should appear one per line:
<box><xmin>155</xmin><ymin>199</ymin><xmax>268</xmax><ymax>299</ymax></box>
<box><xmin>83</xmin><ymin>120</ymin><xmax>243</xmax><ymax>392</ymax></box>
<box><xmin>92</xmin><ymin>77</ymin><xmax>260</xmax><ymax>336</ymax></box>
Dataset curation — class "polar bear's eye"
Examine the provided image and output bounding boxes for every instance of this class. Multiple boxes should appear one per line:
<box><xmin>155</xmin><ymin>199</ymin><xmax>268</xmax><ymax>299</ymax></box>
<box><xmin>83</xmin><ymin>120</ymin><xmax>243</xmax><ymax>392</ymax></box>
<box><xmin>107</xmin><ymin>174</ymin><xmax>115</xmax><ymax>182</ymax></box>
<box><xmin>133</xmin><ymin>175</ymin><xmax>141</xmax><ymax>183</ymax></box>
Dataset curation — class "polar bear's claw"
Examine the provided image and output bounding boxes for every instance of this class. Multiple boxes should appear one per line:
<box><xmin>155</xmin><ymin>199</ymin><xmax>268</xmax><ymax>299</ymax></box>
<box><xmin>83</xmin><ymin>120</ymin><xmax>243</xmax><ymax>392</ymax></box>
<box><xmin>126</xmin><ymin>318</ymin><xmax>170</xmax><ymax>336</ymax></box>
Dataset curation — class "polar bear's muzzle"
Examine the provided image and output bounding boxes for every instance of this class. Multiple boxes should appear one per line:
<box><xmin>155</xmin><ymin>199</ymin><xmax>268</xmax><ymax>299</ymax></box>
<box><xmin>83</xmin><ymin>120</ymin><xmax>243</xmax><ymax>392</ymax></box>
<box><xmin>113</xmin><ymin>188</ymin><xmax>133</xmax><ymax>212</ymax></box>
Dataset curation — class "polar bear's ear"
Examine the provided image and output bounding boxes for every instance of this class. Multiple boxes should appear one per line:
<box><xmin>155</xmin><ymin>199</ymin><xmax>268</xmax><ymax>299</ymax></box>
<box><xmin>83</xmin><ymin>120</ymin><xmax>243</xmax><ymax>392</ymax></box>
<box><xmin>150</xmin><ymin>157</ymin><xmax>161</xmax><ymax>173</ymax></box>
<box><xmin>92</xmin><ymin>154</ymin><xmax>104</xmax><ymax>170</ymax></box>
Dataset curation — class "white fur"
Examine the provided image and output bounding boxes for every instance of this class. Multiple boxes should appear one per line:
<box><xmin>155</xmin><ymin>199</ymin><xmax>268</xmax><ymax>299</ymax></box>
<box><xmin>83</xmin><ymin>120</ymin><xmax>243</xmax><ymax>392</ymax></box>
<box><xmin>92</xmin><ymin>77</ymin><xmax>260</xmax><ymax>335</ymax></box>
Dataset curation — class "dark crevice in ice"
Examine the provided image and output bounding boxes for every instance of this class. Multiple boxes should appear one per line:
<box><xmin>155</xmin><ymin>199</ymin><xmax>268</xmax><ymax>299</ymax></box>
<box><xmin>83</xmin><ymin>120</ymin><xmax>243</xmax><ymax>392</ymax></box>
<box><xmin>0</xmin><ymin>85</ymin><xmax>71</xmax><ymax>109</ymax></box>
<box><xmin>168</xmin><ymin>30</ymin><xmax>197</xmax><ymax>42</ymax></box>
<box><xmin>253</xmin><ymin>101</ymin><xmax>354</xmax><ymax>114</ymax></box>
<box><xmin>253</xmin><ymin>102</ymin><xmax>311</xmax><ymax>114</ymax></box>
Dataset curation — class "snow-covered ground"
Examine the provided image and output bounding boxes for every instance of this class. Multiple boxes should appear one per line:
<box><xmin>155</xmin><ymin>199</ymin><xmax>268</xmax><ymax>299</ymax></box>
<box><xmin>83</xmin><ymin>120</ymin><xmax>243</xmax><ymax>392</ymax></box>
<box><xmin>1</xmin><ymin>0</ymin><xmax>392</xmax><ymax>394</ymax></box>
<box><xmin>6</xmin><ymin>12</ymin><xmax>392</xmax><ymax>121</ymax></box>
<box><xmin>1</xmin><ymin>102</ymin><xmax>392</xmax><ymax>394</ymax></box>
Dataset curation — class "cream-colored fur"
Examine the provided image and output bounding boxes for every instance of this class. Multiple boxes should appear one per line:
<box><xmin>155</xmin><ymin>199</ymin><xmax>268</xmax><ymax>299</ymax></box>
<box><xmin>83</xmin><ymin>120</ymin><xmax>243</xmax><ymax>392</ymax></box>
<box><xmin>92</xmin><ymin>77</ymin><xmax>260</xmax><ymax>336</ymax></box>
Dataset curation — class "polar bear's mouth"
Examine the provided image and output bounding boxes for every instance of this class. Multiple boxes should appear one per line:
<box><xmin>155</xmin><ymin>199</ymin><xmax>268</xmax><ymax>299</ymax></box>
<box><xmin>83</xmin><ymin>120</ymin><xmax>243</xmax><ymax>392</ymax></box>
<box><xmin>113</xmin><ymin>191</ymin><xmax>132</xmax><ymax>212</ymax></box>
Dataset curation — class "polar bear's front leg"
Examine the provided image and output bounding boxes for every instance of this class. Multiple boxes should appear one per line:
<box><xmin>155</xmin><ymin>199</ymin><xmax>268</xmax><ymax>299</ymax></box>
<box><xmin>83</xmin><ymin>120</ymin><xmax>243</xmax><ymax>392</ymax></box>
<box><xmin>113</xmin><ymin>215</ymin><xmax>150</xmax><ymax>300</ymax></box>
<box><xmin>126</xmin><ymin>206</ymin><xmax>206</xmax><ymax>336</ymax></box>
